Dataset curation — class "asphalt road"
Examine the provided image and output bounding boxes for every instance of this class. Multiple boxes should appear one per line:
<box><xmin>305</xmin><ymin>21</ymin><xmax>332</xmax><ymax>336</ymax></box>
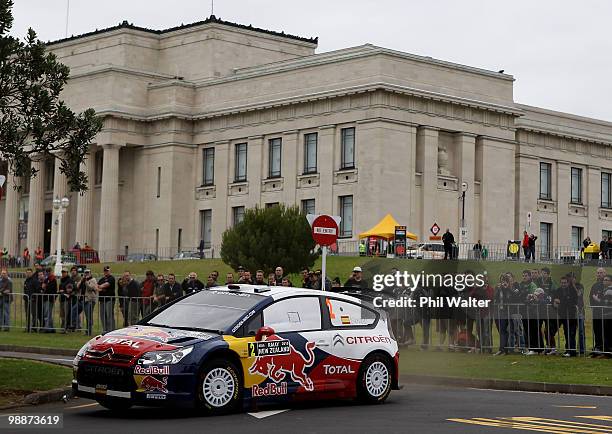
<box><xmin>1</xmin><ymin>385</ymin><xmax>611</xmax><ymax>434</ymax></box>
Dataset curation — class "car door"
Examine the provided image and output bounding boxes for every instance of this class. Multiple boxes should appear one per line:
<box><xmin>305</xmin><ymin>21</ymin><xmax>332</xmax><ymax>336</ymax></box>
<box><xmin>245</xmin><ymin>295</ymin><xmax>326</xmax><ymax>397</ymax></box>
<box><xmin>322</xmin><ymin>296</ymin><xmax>379</xmax><ymax>393</ymax></box>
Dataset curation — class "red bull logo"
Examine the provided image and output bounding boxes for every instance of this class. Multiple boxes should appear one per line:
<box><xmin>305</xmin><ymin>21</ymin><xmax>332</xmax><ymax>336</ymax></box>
<box><xmin>248</xmin><ymin>335</ymin><xmax>315</xmax><ymax>391</ymax></box>
<box><xmin>139</xmin><ymin>375</ymin><xmax>168</xmax><ymax>394</ymax></box>
<box><xmin>252</xmin><ymin>382</ymin><xmax>288</xmax><ymax>397</ymax></box>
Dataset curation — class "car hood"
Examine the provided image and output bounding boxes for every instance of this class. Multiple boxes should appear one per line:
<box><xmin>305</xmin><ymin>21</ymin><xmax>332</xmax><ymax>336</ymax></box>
<box><xmin>83</xmin><ymin>325</ymin><xmax>220</xmax><ymax>363</ymax></box>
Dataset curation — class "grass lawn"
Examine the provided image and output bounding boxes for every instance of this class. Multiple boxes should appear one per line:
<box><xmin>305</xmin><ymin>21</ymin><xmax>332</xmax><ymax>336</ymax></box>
<box><xmin>399</xmin><ymin>346</ymin><xmax>612</xmax><ymax>386</ymax></box>
<box><xmin>1</xmin><ymin>330</ymin><xmax>89</xmax><ymax>351</ymax></box>
<box><xmin>0</xmin><ymin>359</ymin><xmax>73</xmax><ymax>407</ymax></box>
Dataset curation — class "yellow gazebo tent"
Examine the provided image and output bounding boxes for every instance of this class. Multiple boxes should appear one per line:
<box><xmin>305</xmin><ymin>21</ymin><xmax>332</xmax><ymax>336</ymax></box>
<box><xmin>358</xmin><ymin>214</ymin><xmax>417</xmax><ymax>240</ymax></box>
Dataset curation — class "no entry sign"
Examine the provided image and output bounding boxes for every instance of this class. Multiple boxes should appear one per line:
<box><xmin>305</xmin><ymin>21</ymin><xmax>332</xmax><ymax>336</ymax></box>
<box><xmin>311</xmin><ymin>215</ymin><xmax>339</xmax><ymax>246</ymax></box>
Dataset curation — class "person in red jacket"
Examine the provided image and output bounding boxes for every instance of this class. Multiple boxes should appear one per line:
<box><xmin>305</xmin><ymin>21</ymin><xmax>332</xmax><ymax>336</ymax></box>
<box><xmin>140</xmin><ymin>270</ymin><xmax>155</xmax><ymax>318</ymax></box>
<box><xmin>522</xmin><ymin>231</ymin><xmax>530</xmax><ymax>262</ymax></box>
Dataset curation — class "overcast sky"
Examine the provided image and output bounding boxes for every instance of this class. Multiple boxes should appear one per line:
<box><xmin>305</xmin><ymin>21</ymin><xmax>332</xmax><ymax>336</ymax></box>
<box><xmin>10</xmin><ymin>0</ymin><xmax>612</xmax><ymax>121</ymax></box>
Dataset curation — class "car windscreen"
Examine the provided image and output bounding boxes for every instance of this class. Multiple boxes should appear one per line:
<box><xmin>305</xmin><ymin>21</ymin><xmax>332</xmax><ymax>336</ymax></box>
<box><xmin>145</xmin><ymin>290</ymin><xmax>266</xmax><ymax>332</ymax></box>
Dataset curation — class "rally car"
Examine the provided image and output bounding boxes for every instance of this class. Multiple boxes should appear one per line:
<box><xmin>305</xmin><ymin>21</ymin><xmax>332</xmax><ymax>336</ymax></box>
<box><xmin>72</xmin><ymin>285</ymin><xmax>399</xmax><ymax>414</ymax></box>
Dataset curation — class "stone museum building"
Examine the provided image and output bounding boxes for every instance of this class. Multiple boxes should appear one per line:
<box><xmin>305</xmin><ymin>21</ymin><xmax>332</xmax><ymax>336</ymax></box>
<box><xmin>2</xmin><ymin>16</ymin><xmax>612</xmax><ymax>261</ymax></box>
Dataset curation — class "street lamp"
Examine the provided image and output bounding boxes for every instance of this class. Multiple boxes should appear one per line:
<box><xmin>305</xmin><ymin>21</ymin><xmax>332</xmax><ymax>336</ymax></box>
<box><xmin>460</xmin><ymin>182</ymin><xmax>468</xmax><ymax>228</ymax></box>
<box><xmin>53</xmin><ymin>196</ymin><xmax>70</xmax><ymax>276</ymax></box>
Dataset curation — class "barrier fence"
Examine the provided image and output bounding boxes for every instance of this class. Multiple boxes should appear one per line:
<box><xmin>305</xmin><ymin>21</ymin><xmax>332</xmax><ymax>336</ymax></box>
<box><xmin>382</xmin><ymin>295</ymin><xmax>612</xmax><ymax>357</ymax></box>
<box><xmin>1</xmin><ymin>290</ymin><xmax>610</xmax><ymax>357</ymax></box>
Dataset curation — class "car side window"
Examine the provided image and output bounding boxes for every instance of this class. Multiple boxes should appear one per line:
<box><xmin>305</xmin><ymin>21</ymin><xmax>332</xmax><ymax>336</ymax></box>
<box><xmin>326</xmin><ymin>298</ymin><xmax>377</xmax><ymax>328</ymax></box>
<box><xmin>263</xmin><ymin>297</ymin><xmax>321</xmax><ymax>333</ymax></box>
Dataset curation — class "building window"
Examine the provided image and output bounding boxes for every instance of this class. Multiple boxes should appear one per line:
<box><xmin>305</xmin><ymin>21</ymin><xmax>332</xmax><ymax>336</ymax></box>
<box><xmin>155</xmin><ymin>228</ymin><xmax>159</xmax><ymax>257</ymax></box>
<box><xmin>540</xmin><ymin>223</ymin><xmax>552</xmax><ymax>260</ymax></box>
<box><xmin>602</xmin><ymin>172</ymin><xmax>612</xmax><ymax>208</ymax></box>
<box><xmin>202</xmin><ymin>147</ymin><xmax>215</xmax><ymax>186</ymax></box>
<box><xmin>268</xmin><ymin>138</ymin><xmax>282</xmax><ymax>178</ymax></box>
<box><xmin>301</xmin><ymin>199</ymin><xmax>315</xmax><ymax>215</ymax></box>
<box><xmin>571</xmin><ymin>226</ymin><xmax>583</xmax><ymax>250</ymax></box>
<box><xmin>232</xmin><ymin>206</ymin><xmax>245</xmax><ymax>226</ymax></box>
<box><xmin>94</xmin><ymin>150</ymin><xmax>103</xmax><ymax>185</ymax></box>
<box><xmin>177</xmin><ymin>228</ymin><xmax>182</xmax><ymax>253</ymax></box>
<box><xmin>340</xmin><ymin>127</ymin><xmax>355</xmax><ymax>170</ymax></box>
<box><xmin>303</xmin><ymin>133</ymin><xmax>317</xmax><ymax>174</ymax></box>
<box><xmin>235</xmin><ymin>143</ymin><xmax>247</xmax><ymax>182</ymax></box>
<box><xmin>156</xmin><ymin>167</ymin><xmax>161</xmax><ymax>198</ymax></box>
<box><xmin>199</xmin><ymin>209</ymin><xmax>212</xmax><ymax>249</ymax></box>
<box><xmin>571</xmin><ymin>167</ymin><xmax>582</xmax><ymax>204</ymax></box>
<box><xmin>602</xmin><ymin>230</ymin><xmax>612</xmax><ymax>242</ymax></box>
<box><xmin>45</xmin><ymin>159</ymin><xmax>55</xmax><ymax>192</ymax></box>
<box><xmin>266</xmin><ymin>202</ymin><xmax>279</xmax><ymax>209</ymax></box>
<box><xmin>539</xmin><ymin>162</ymin><xmax>552</xmax><ymax>200</ymax></box>
<box><xmin>339</xmin><ymin>195</ymin><xmax>353</xmax><ymax>238</ymax></box>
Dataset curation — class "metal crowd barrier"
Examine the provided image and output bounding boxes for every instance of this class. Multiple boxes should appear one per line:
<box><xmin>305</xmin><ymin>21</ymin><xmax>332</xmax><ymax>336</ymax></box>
<box><xmin>379</xmin><ymin>296</ymin><xmax>612</xmax><ymax>357</ymax></box>
<box><xmin>0</xmin><ymin>294</ymin><xmax>158</xmax><ymax>336</ymax></box>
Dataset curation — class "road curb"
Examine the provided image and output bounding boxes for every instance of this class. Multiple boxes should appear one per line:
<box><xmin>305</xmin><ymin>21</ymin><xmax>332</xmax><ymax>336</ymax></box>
<box><xmin>0</xmin><ymin>345</ymin><xmax>77</xmax><ymax>357</ymax></box>
<box><xmin>0</xmin><ymin>388</ymin><xmax>74</xmax><ymax>411</ymax></box>
<box><xmin>400</xmin><ymin>374</ymin><xmax>612</xmax><ymax>396</ymax></box>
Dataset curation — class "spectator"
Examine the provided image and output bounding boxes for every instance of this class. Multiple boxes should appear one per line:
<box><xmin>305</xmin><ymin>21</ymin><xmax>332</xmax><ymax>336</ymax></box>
<box><xmin>528</xmin><ymin>234</ymin><xmax>537</xmax><ymax>263</ymax></box>
<box><xmin>80</xmin><ymin>269</ymin><xmax>98</xmax><ymax>336</ymax></box>
<box><xmin>121</xmin><ymin>271</ymin><xmax>140</xmax><ymax>326</ymax></box>
<box><xmin>23</xmin><ymin>268</ymin><xmax>37</xmax><ymax>332</ymax></box>
<box><xmin>63</xmin><ymin>282</ymin><xmax>79</xmax><ymax>331</ymax></box>
<box><xmin>589</xmin><ymin>267</ymin><xmax>606</xmax><ymax>357</ymax></box>
<box><xmin>33</xmin><ymin>271</ymin><xmax>45</xmax><ymax>331</ymax></box>
<box><xmin>537</xmin><ymin>267</ymin><xmax>558</xmax><ymax>354</ymax></box>
<box><xmin>97</xmin><ymin>266</ymin><xmax>116</xmax><ymax>333</ymax></box>
<box><xmin>312</xmin><ymin>270</ymin><xmax>330</xmax><ymax>291</ymax></box>
<box><xmin>522</xmin><ymin>231</ymin><xmax>530</xmax><ymax>262</ymax></box>
<box><xmin>519</xmin><ymin>270</ymin><xmax>538</xmax><ymax>354</ymax></box>
<box><xmin>568</xmin><ymin>272</ymin><xmax>586</xmax><ymax>355</ymax></box>
<box><xmin>238</xmin><ymin>270</ymin><xmax>252</xmax><ymax>284</ymax></box>
<box><xmin>41</xmin><ymin>269</ymin><xmax>58</xmax><ymax>333</ymax></box>
<box><xmin>34</xmin><ymin>246</ymin><xmax>43</xmax><ymax>264</ymax></box>
<box><xmin>344</xmin><ymin>266</ymin><xmax>368</xmax><ymax>289</ymax></box>
<box><xmin>602</xmin><ymin>276</ymin><xmax>612</xmax><ymax>357</ymax></box>
<box><xmin>211</xmin><ymin>270</ymin><xmax>219</xmax><ymax>281</ymax></box>
<box><xmin>164</xmin><ymin>273</ymin><xmax>183</xmax><ymax>303</ymax></box>
<box><xmin>58</xmin><ymin>269</ymin><xmax>71</xmax><ymax>330</ymax></box>
<box><xmin>140</xmin><ymin>271</ymin><xmax>155</xmax><ymax>317</ymax></box>
<box><xmin>505</xmin><ymin>272</ymin><xmax>526</xmax><ymax>353</ymax></box>
<box><xmin>225</xmin><ymin>273</ymin><xmax>235</xmax><ymax>285</ymax></box>
<box><xmin>153</xmin><ymin>273</ymin><xmax>167</xmax><ymax>309</ymax></box>
<box><xmin>0</xmin><ymin>269</ymin><xmax>12</xmax><ymax>331</ymax></box>
<box><xmin>472</xmin><ymin>240</ymin><xmax>483</xmax><ymax>260</ymax></box>
<box><xmin>301</xmin><ymin>268</ymin><xmax>312</xmax><ymax>289</ymax></box>
<box><xmin>206</xmin><ymin>274</ymin><xmax>218</xmax><ymax>288</ymax></box>
<box><xmin>267</xmin><ymin>272</ymin><xmax>276</xmax><ymax>286</ymax></box>
<box><xmin>274</xmin><ymin>266</ymin><xmax>284</xmax><ymax>285</ymax></box>
<box><xmin>183</xmin><ymin>272</ymin><xmax>204</xmax><ymax>294</ymax></box>
<box><xmin>254</xmin><ymin>270</ymin><xmax>266</xmax><ymax>286</ymax></box>
<box><xmin>237</xmin><ymin>266</ymin><xmax>245</xmax><ymax>280</ymax></box>
<box><xmin>555</xmin><ymin>276</ymin><xmax>578</xmax><ymax>357</ymax></box>
<box><xmin>332</xmin><ymin>277</ymin><xmax>341</xmax><ymax>288</ymax></box>
<box><xmin>442</xmin><ymin>229</ymin><xmax>455</xmax><ymax>260</ymax></box>
<box><xmin>69</xmin><ymin>267</ymin><xmax>83</xmax><ymax>330</ymax></box>
<box><xmin>23</xmin><ymin>247</ymin><xmax>30</xmax><ymax>266</ymax></box>
<box><xmin>600</xmin><ymin>237</ymin><xmax>609</xmax><ymax>260</ymax></box>
<box><xmin>281</xmin><ymin>277</ymin><xmax>292</xmax><ymax>287</ymax></box>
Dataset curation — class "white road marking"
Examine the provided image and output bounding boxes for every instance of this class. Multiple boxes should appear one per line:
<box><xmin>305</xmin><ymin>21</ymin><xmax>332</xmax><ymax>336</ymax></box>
<box><xmin>469</xmin><ymin>388</ymin><xmax>612</xmax><ymax>398</ymax></box>
<box><xmin>66</xmin><ymin>403</ymin><xmax>99</xmax><ymax>410</ymax></box>
<box><xmin>248</xmin><ymin>409</ymin><xmax>290</xmax><ymax>419</ymax></box>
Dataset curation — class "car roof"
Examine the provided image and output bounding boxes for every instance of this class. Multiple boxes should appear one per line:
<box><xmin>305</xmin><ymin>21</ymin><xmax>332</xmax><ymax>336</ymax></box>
<box><xmin>209</xmin><ymin>284</ymin><xmax>366</xmax><ymax>303</ymax></box>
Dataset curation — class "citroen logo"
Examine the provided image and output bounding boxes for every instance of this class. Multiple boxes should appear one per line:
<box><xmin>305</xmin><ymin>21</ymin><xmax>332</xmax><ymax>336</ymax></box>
<box><xmin>332</xmin><ymin>333</ymin><xmax>345</xmax><ymax>347</ymax></box>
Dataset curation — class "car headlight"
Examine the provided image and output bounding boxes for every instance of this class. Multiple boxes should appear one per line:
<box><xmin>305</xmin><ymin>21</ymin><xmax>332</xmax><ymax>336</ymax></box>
<box><xmin>74</xmin><ymin>341</ymin><xmax>93</xmax><ymax>367</ymax></box>
<box><xmin>138</xmin><ymin>346</ymin><xmax>194</xmax><ymax>365</ymax></box>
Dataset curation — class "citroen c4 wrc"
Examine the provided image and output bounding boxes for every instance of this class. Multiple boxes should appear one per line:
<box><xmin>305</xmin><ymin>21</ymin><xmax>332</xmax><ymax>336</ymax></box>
<box><xmin>72</xmin><ymin>285</ymin><xmax>400</xmax><ymax>414</ymax></box>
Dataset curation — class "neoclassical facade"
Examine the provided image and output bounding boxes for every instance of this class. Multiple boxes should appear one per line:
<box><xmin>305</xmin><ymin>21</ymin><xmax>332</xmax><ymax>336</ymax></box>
<box><xmin>2</xmin><ymin>16</ymin><xmax>612</xmax><ymax>261</ymax></box>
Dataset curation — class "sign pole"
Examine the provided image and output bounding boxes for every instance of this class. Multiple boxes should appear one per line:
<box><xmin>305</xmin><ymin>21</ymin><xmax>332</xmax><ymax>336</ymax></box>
<box><xmin>321</xmin><ymin>246</ymin><xmax>327</xmax><ymax>291</ymax></box>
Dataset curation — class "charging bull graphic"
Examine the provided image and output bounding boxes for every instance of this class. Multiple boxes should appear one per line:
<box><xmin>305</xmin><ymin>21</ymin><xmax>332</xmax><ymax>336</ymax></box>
<box><xmin>248</xmin><ymin>335</ymin><xmax>316</xmax><ymax>391</ymax></box>
<box><xmin>140</xmin><ymin>376</ymin><xmax>169</xmax><ymax>394</ymax></box>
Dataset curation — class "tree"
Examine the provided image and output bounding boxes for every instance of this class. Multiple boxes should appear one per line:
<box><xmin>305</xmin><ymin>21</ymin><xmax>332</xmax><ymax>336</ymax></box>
<box><xmin>0</xmin><ymin>0</ymin><xmax>102</xmax><ymax>192</ymax></box>
<box><xmin>221</xmin><ymin>205</ymin><xmax>318</xmax><ymax>275</ymax></box>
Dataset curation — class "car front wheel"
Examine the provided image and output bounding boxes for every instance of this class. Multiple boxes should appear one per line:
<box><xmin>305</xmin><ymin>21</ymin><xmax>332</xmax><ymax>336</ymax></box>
<box><xmin>357</xmin><ymin>353</ymin><xmax>392</xmax><ymax>404</ymax></box>
<box><xmin>197</xmin><ymin>358</ymin><xmax>242</xmax><ymax>415</ymax></box>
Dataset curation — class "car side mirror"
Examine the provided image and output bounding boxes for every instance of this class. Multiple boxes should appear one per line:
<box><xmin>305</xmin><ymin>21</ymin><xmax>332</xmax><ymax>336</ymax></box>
<box><xmin>255</xmin><ymin>326</ymin><xmax>275</xmax><ymax>341</ymax></box>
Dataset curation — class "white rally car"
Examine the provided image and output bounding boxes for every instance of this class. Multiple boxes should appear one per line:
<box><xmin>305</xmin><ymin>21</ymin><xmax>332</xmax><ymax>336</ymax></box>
<box><xmin>73</xmin><ymin>285</ymin><xmax>400</xmax><ymax>414</ymax></box>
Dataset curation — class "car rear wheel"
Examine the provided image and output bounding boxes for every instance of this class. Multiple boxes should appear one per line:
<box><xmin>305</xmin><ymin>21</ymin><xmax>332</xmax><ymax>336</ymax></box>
<box><xmin>197</xmin><ymin>358</ymin><xmax>242</xmax><ymax>415</ymax></box>
<box><xmin>357</xmin><ymin>353</ymin><xmax>392</xmax><ymax>404</ymax></box>
<box><xmin>97</xmin><ymin>398</ymin><xmax>133</xmax><ymax>412</ymax></box>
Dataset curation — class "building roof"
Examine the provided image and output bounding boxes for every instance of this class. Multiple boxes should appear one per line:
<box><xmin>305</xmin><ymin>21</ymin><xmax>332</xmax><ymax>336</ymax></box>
<box><xmin>47</xmin><ymin>15</ymin><xmax>318</xmax><ymax>46</ymax></box>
